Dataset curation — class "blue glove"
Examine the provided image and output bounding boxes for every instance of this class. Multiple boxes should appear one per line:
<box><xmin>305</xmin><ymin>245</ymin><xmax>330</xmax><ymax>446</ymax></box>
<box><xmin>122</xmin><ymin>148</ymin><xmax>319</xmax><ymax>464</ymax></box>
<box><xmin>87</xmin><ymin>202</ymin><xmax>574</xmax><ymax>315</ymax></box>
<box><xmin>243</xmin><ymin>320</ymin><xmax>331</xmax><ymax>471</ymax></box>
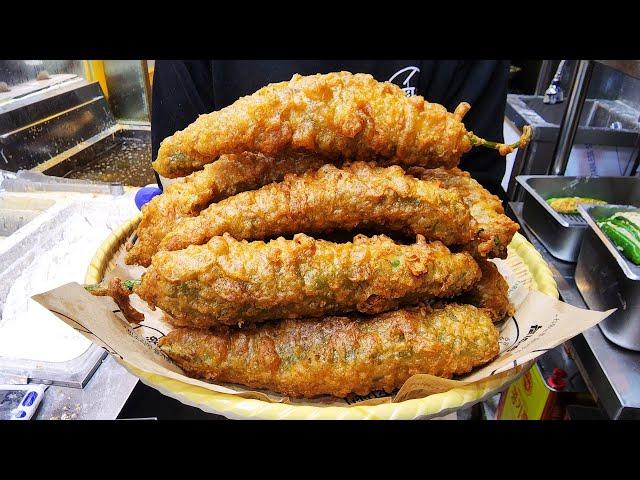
<box><xmin>135</xmin><ymin>186</ymin><xmax>162</xmax><ymax>210</ymax></box>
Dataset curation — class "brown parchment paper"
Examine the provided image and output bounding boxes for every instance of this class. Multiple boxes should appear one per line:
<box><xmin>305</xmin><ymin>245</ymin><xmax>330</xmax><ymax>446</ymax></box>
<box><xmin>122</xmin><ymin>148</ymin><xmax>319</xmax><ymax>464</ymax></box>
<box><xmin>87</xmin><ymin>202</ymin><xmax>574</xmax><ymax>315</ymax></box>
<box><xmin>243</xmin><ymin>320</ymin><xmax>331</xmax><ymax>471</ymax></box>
<box><xmin>32</xmin><ymin>248</ymin><xmax>615</xmax><ymax>409</ymax></box>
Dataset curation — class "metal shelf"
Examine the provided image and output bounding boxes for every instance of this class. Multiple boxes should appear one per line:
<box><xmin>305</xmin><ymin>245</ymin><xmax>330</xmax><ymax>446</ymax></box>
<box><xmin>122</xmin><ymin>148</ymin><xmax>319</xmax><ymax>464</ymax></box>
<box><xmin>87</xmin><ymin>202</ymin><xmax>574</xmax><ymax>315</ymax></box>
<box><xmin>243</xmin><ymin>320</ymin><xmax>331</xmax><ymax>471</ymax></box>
<box><xmin>595</xmin><ymin>60</ymin><xmax>640</xmax><ymax>81</ymax></box>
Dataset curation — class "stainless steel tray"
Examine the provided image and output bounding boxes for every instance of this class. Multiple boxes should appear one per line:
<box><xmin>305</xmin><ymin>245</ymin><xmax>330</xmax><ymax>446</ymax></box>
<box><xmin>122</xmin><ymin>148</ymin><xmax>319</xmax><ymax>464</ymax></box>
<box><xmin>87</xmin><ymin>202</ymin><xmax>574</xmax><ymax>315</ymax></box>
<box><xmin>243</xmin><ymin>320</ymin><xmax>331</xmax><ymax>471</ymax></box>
<box><xmin>516</xmin><ymin>175</ymin><xmax>640</xmax><ymax>262</ymax></box>
<box><xmin>575</xmin><ymin>204</ymin><xmax>640</xmax><ymax>351</ymax></box>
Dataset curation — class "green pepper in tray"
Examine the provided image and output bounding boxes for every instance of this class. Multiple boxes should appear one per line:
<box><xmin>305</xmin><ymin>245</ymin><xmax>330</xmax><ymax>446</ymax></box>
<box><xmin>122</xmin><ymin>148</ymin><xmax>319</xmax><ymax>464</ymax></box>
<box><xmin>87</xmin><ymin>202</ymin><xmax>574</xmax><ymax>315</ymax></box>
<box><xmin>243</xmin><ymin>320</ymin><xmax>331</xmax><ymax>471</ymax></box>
<box><xmin>598</xmin><ymin>211</ymin><xmax>640</xmax><ymax>265</ymax></box>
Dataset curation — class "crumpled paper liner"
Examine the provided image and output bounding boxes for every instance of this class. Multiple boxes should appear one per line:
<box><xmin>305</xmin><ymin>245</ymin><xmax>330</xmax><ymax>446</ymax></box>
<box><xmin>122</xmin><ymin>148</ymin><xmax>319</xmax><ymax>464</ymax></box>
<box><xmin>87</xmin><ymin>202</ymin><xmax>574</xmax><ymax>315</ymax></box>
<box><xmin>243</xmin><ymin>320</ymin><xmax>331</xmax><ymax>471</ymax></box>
<box><xmin>32</xmin><ymin>235</ymin><xmax>615</xmax><ymax>409</ymax></box>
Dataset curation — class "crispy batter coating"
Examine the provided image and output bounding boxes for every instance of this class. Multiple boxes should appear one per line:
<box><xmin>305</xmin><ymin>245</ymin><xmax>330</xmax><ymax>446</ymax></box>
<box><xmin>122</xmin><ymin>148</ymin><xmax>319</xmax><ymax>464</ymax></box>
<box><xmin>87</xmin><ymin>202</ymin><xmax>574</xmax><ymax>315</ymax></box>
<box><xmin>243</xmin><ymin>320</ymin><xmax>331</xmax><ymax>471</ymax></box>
<box><xmin>136</xmin><ymin>233</ymin><xmax>481</xmax><ymax>328</ymax></box>
<box><xmin>410</xmin><ymin>167</ymin><xmax>519</xmax><ymax>258</ymax></box>
<box><xmin>158</xmin><ymin>303</ymin><xmax>499</xmax><ymax>398</ymax></box>
<box><xmin>459</xmin><ymin>260</ymin><xmax>514</xmax><ymax>322</ymax></box>
<box><xmin>546</xmin><ymin>196</ymin><xmax>607</xmax><ymax>214</ymax></box>
<box><xmin>158</xmin><ymin>162</ymin><xmax>477</xmax><ymax>255</ymax></box>
<box><xmin>126</xmin><ymin>151</ymin><xmax>333</xmax><ymax>267</ymax></box>
<box><xmin>152</xmin><ymin>72</ymin><xmax>472</xmax><ymax>178</ymax></box>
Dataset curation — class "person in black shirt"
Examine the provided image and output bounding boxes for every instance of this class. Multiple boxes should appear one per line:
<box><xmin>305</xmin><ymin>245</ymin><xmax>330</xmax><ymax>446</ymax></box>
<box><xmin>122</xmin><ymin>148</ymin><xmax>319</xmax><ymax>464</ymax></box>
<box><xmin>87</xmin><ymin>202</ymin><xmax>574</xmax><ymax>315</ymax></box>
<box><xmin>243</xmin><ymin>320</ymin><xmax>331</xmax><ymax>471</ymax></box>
<box><xmin>150</xmin><ymin>60</ymin><xmax>510</xmax><ymax>198</ymax></box>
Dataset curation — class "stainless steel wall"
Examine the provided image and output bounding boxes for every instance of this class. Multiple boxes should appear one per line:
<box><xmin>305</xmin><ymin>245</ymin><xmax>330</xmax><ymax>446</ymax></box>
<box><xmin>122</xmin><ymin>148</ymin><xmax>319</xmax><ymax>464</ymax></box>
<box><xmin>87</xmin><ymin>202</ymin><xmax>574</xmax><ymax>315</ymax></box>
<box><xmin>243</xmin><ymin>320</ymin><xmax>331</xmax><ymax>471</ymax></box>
<box><xmin>620</xmin><ymin>75</ymin><xmax>640</xmax><ymax>111</ymax></box>
<box><xmin>102</xmin><ymin>60</ymin><xmax>150</xmax><ymax>122</ymax></box>
<box><xmin>0</xmin><ymin>60</ymin><xmax>85</xmax><ymax>86</ymax></box>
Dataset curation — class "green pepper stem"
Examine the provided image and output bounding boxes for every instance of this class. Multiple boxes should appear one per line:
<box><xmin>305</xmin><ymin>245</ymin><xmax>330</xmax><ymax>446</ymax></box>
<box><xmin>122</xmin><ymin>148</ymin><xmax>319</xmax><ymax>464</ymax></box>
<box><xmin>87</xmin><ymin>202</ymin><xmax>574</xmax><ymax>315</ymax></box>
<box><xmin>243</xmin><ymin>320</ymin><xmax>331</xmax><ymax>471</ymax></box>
<box><xmin>123</xmin><ymin>279</ymin><xmax>142</xmax><ymax>291</ymax></box>
<box><xmin>468</xmin><ymin>125</ymin><xmax>532</xmax><ymax>156</ymax></box>
<box><xmin>84</xmin><ymin>279</ymin><xmax>141</xmax><ymax>294</ymax></box>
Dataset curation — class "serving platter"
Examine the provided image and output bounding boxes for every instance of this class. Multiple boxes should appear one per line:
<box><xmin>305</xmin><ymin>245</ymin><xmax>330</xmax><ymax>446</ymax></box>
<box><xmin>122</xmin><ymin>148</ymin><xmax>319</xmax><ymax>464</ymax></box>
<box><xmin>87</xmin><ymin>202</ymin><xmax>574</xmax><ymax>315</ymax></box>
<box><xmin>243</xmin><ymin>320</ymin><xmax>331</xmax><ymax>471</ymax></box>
<box><xmin>84</xmin><ymin>215</ymin><xmax>558</xmax><ymax>420</ymax></box>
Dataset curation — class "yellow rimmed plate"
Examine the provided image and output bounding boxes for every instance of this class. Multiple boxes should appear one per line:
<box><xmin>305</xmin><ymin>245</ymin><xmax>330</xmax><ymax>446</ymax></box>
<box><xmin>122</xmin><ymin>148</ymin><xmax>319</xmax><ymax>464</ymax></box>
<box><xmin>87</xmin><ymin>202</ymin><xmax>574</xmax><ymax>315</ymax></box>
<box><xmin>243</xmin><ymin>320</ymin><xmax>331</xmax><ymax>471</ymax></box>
<box><xmin>85</xmin><ymin>218</ymin><xmax>557</xmax><ymax>420</ymax></box>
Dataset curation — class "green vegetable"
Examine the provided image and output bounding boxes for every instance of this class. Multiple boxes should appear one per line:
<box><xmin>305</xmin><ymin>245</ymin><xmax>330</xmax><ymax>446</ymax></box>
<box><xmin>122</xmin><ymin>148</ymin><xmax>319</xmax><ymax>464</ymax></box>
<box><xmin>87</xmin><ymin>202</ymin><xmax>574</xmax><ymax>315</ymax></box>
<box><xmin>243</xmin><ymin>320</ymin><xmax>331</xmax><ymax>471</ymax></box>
<box><xmin>610</xmin><ymin>217</ymin><xmax>640</xmax><ymax>242</ymax></box>
<box><xmin>84</xmin><ymin>278</ymin><xmax>141</xmax><ymax>294</ymax></box>
<box><xmin>612</xmin><ymin>211</ymin><xmax>640</xmax><ymax>226</ymax></box>
<box><xmin>599</xmin><ymin>221</ymin><xmax>640</xmax><ymax>265</ymax></box>
<box><xmin>390</xmin><ymin>259</ymin><xmax>401</xmax><ymax>268</ymax></box>
<box><xmin>123</xmin><ymin>279</ymin><xmax>142</xmax><ymax>291</ymax></box>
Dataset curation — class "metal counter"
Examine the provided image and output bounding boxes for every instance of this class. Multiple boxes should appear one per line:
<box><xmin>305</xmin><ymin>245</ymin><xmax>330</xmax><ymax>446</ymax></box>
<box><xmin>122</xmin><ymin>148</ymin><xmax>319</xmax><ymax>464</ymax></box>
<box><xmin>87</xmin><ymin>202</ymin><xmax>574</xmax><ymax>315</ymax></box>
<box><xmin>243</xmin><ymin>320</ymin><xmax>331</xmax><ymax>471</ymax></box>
<box><xmin>509</xmin><ymin>202</ymin><xmax>640</xmax><ymax>419</ymax></box>
<box><xmin>35</xmin><ymin>356</ymin><xmax>138</xmax><ymax>420</ymax></box>
<box><xmin>34</xmin><ymin>356</ymin><xmax>226</xmax><ymax>420</ymax></box>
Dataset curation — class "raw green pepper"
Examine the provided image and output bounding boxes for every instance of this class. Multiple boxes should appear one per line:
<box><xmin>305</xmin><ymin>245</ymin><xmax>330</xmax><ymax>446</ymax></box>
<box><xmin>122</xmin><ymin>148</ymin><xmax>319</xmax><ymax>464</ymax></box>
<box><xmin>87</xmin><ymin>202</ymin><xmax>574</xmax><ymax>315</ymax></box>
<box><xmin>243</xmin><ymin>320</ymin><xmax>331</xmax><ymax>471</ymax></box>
<box><xmin>599</xmin><ymin>221</ymin><xmax>640</xmax><ymax>265</ymax></box>
<box><xmin>610</xmin><ymin>216</ymin><xmax>640</xmax><ymax>242</ymax></box>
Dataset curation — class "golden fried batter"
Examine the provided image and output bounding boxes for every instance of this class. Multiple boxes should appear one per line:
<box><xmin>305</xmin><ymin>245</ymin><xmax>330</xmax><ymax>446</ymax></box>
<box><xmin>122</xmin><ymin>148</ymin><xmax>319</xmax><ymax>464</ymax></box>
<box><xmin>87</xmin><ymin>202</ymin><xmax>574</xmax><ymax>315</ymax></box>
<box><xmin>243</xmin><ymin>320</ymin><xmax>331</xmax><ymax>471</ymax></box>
<box><xmin>136</xmin><ymin>233</ymin><xmax>481</xmax><ymax>328</ymax></box>
<box><xmin>158</xmin><ymin>303</ymin><xmax>499</xmax><ymax>398</ymax></box>
<box><xmin>158</xmin><ymin>162</ymin><xmax>477</xmax><ymax>255</ymax></box>
<box><xmin>546</xmin><ymin>196</ymin><xmax>607</xmax><ymax>214</ymax></box>
<box><xmin>459</xmin><ymin>260</ymin><xmax>514</xmax><ymax>322</ymax></box>
<box><xmin>126</xmin><ymin>151</ymin><xmax>333</xmax><ymax>267</ymax></box>
<box><xmin>152</xmin><ymin>72</ymin><xmax>473</xmax><ymax>178</ymax></box>
<box><xmin>411</xmin><ymin>167</ymin><xmax>519</xmax><ymax>258</ymax></box>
